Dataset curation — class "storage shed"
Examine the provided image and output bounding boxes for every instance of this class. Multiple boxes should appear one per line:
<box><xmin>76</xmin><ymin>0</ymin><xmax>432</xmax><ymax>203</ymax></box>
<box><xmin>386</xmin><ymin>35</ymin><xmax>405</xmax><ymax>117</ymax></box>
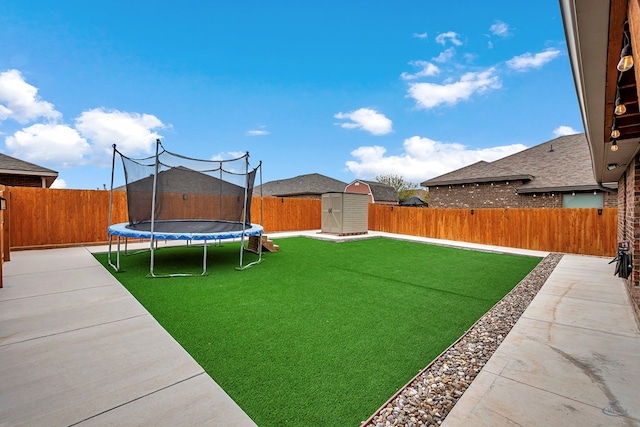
<box><xmin>321</xmin><ymin>192</ymin><xmax>368</xmax><ymax>235</ymax></box>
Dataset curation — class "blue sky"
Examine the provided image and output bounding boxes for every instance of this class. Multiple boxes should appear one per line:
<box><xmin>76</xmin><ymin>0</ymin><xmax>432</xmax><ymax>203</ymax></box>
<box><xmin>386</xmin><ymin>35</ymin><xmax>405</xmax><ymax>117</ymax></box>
<box><xmin>0</xmin><ymin>1</ymin><xmax>582</xmax><ymax>190</ymax></box>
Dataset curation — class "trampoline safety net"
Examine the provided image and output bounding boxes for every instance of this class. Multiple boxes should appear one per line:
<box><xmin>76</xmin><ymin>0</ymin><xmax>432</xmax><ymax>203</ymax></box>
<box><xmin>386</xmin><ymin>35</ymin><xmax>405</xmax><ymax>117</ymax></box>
<box><xmin>115</xmin><ymin>140</ymin><xmax>258</xmax><ymax>231</ymax></box>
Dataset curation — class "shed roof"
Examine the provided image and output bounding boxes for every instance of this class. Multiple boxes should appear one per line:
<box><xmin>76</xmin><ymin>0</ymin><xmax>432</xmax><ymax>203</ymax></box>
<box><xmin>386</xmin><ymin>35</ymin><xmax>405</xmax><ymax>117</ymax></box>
<box><xmin>349</xmin><ymin>180</ymin><xmax>398</xmax><ymax>202</ymax></box>
<box><xmin>0</xmin><ymin>152</ymin><xmax>58</xmax><ymax>187</ymax></box>
<box><xmin>421</xmin><ymin>133</ymin><xmax>613</xmax><ymax>193</ymax></box>
<box><xmin>256</xmin><ymin>173</ymin><xmax>348</xmax><ymax>197</ymax></box>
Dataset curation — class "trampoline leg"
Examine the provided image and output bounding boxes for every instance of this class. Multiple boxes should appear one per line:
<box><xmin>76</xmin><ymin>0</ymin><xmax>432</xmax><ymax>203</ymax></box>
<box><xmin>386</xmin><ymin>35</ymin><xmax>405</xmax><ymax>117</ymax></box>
<box><xmin>236</xmin><ymin>233</ymin><xmax>263</xmax><ymax>270</ymax></box>
<box><xmin>107</xmin><ymin>234</ymin><xmax>114</xmax><ymax>270</ymax></box>
<box><xmin>117</xmin><ymin>237</ymin><xmax>121</xmax><ymax>270</ymax></box>
<box><xmin>202</xmin><ymin>240</ymin><xmax>208</xmax><ymax>275</ymax></box>
<box><xmin>107</xmin><ymin>234</ymin><xmax>122</xmax><ymax>272</ymax></box>
<box><xmin>149</xmin><ymin>236</ymin><xmax>156</xmax><ymax>277</ymax></box>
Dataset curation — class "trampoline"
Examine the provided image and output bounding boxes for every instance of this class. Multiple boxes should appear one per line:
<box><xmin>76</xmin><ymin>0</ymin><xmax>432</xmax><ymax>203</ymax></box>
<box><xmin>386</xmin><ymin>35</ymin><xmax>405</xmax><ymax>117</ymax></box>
<box><xmin>107</xmin><ymin>139</ymin><xmax>264</xmax><ymax>277</ymax></box>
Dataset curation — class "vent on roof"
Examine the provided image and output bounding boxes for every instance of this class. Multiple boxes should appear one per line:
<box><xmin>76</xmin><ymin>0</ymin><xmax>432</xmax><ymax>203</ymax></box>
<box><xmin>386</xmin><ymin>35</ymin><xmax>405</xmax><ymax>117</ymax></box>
<box><xmin>548</xmin><ymin>144</ymin><xmax>554</xmax><ymax>152</ymax></box>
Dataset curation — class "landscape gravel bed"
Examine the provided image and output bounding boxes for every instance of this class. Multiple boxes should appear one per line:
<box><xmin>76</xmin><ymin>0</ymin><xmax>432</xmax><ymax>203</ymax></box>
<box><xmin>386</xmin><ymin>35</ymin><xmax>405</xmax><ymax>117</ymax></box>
<box><xmin>362</xmin><ymin>252</ymin><xmax>564</xmax><ymax>427</ymax></box>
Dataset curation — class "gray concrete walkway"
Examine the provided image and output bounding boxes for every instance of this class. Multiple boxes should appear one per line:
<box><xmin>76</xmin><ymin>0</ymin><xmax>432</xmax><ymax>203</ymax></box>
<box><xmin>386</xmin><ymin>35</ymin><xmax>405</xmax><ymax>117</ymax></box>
<box><xmin>442</xmin><ymin>254</ymin><xmax>640</xmax><ymax>427</ymax></box>
<box><xmin>0</xmin><ymin>246</ymin><xmax>257</xmax><ymax>426</ymax></box>
<box><xmin>1</xmin><ymin>232</ymin><xmax>639</xmax><ymax>426</ymax></box>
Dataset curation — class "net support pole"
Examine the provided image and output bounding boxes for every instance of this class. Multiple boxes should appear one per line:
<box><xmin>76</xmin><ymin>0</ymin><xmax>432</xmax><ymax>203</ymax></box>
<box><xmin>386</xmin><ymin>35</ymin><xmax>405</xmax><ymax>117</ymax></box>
<box><xmin>238</xmin><ymin>152</ymin><xmax>250</xmax><ymax>269</ymax></box>
<box><xmin>107</xmin><ymin>144</ymin><xmax>118</xmax><ymax>270</ymax></box>
<box><xmin>149</xmin><ymin>139</ymin><xmax>161</xmax><ymax>277</ymax></box>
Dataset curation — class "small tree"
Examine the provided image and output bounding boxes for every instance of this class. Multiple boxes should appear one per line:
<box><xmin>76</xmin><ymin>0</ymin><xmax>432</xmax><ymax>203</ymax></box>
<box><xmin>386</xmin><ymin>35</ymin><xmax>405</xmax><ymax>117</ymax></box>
<box><xmin>375</xmin><ymin>174</ymin><xmax>420</xmax><ymax>201</ymax></box>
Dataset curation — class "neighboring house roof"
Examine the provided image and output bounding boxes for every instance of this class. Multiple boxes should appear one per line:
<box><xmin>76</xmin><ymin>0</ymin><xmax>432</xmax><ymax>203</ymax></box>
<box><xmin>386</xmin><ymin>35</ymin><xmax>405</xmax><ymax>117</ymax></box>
<box><xmin>256</xmin><ymin>173</ymin><xmax>348</xmax><ymax>197</ymax></box>
<box><xmin>0</xmin><ymin>153</ymin><xmax>58</xmax><ymax>188</ymax></box>
<box><xmin>348</xmin><ymin>180</ymin><xmax>399</xmax><ymax>203</ymax></box>
<box><xmin>399</xmin><ymin>196</ymin><xmax>427</xmax><ymax>207</ymax></box>
<box><xmin>421</xmin><ymin>133</ymin><xmax>614</xmax><ymax>193</ymax></box>
<box><xmin>125</xmin><ymin>166</ymin><xmax>245</xmax><ymax>195</ymax></box>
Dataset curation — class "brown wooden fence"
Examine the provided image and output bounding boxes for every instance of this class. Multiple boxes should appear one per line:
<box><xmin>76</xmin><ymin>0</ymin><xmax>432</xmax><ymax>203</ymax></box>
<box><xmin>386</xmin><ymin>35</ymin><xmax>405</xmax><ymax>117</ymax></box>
<box><xmin>369</xmin><ymin>204</ymin><xmax>617</xmax><ymax>257</ymax></box>
<box><xmin>6</xmin><ymin>188</ymin><xmax>322</xmax><ymax>249</ymax></box>
<box><xmin>4</xmin><ymin>187</ymin><xmax>617</xmax><ymax>256</ymax></box>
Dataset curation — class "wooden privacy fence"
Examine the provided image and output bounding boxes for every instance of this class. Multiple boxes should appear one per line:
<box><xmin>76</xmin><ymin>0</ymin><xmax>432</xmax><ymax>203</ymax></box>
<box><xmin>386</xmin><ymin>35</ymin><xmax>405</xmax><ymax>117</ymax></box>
<box><xmin>6</xmin><ymin>188</ymin><xmax>321</xmax><ymax>249</ymax></box>
<box><xmin>5</xmin><ymin>187</ymin><xmax>617</xmax><ymax>256</ymax></box>
<box><xmin>369</xmin><ymin>204</ymin><xmax>617</xmax><ymax>257</ymax></box>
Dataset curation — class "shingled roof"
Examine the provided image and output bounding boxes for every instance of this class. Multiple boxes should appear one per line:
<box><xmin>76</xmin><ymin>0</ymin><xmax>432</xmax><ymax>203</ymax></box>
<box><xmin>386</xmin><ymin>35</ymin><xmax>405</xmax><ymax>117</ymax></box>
<box><xmin>421</xmin><ymin>133</ymin><xmax>610</xmax><ymax>193</ymax></box>
<box><xmin>352</xmin><ymin>180</ymin><xmax>399</xmax><ymax>203</ymax></box>
<box><xmin>0</xmin><ymin>153</ymin><xmax>58</xmax><ymax>187</ymax></box>
<box><xmin>256</xmin><ymin>173</ymin><xmax>348</xmax><ymax>197</ymax></box>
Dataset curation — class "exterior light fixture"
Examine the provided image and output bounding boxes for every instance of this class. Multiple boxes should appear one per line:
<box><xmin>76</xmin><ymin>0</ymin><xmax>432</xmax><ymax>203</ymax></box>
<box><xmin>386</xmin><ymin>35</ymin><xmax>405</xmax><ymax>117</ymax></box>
<box><xmin>615</xmin><ymin>89</ymin><xmax>627</xmax><ymax>115</ymax></box>
<box><xmin>617</xmin><ymin>25</ymin><xmax>634</xmax><ymax>72</ymax></box>
<box><xmin>607</xmin><ymin>163</ymin><xmax>619</xmax><ymax>171</ymax></box>
<box><xmin>611</xmin><ymin>139</ymin><xmax>619</xmax><ymax>151</ymax></box>
<box><xmin>611</xmin><ymin>117</ymin><xmax>621</xmax><ymax>139</ymax></box>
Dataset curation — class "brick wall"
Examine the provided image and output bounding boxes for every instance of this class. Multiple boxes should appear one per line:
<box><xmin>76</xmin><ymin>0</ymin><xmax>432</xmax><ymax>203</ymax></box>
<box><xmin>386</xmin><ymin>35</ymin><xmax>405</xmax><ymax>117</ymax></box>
<box><xmin>603</xmin><ymin>191</ymin><xmax>619</xmax><ymax>208</ymax></box>
<box><xmin>618</xmin><ymin>157</ymin><xmax>640</xmax><ymax>319</ymax></box>
<box><xmin>0</xmin><ymin>175</ymin><xmax>43</xmax><ymax>188</ymax></box>
<box><xmin>428</xmin><ymin>181</ymin><xmax>616</xmax><ymax>209</ymax></box>
<box><xmin>429</xmin><ymin>181</ymin><xmax>524</xmax><ymax>208</ymax></box>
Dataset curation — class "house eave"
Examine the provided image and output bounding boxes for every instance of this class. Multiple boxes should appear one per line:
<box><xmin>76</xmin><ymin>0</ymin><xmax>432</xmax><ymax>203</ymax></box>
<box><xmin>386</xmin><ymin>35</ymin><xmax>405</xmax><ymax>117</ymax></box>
<box><xmin>422</xmin><ymin>175</ymin><xmax>533</xmax><ymax>188</ymax></box>
<box><xmin>560</xmin><ymin>0</ymin><xmax>636</xmax><ymax>184</ymax></box>
<box><xmin>516</xmin><ymin>183</ymin><xmax>616</xmax><ymax>194</ymax></box>
<box><xmin>0</xmin><ymin>168</ymin><xmax>59</xmax><ymax>188</ymax></box>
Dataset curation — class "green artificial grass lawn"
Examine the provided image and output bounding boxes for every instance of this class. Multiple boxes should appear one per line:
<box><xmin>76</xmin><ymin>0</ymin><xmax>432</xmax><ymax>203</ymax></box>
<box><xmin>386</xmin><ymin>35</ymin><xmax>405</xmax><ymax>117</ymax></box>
<box><xmin>95</xmin><ymin>237</ymin><xmax>541</xmax><ymax>426</ymax></box>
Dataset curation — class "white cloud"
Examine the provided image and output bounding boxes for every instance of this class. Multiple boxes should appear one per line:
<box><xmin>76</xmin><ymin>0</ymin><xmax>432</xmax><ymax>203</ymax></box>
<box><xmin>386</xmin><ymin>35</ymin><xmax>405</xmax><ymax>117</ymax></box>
<box><xmin>334</xmin><ymin>108</ymin><xmax>393</xmax><ymax>135</ymax></box>
<box><xmin>407</xmin><ymin>68</ymin><xmax>501</xmax><ymax>109</ymax></box>
<box><xmin>400</xmin><ymin>61</ymin><xmax>440</xmax><ymax>80</ymax></box>
<box><xmin>6</xmin><ymin>123</ymin><xmax>90</xmax><ymax>166</ymax></box>
<box><xmin>1</xmin><ymin>71</ymin><xmax>167</xmax><ymax>169</ymax></box>
<box><xmin>435</xmin><ymin>31</ymin><xmax>462</xmax><ymax>46</ymax></box>
<box><xmin>490</xmin><ymin>21</ymin><xmax>510</xmax><ymax>37</ymax></box>
<box><xmin>0</xmin><ymin>69</ymin><xmax>61</xmax><ymax>124</ymax></box>
<box><xmin>247</xmin><ymin>125</ymin><xmax>269</xmax><ymax>136</ymax></box>
<box><xmin>506</xmin><ymin>48</ymin><xmax>561</xmax><ymax>71</ymax></box>
<box><xmin>50</xmin><ymin>178</ymin><xmax>67</xmax><ymax>189</ymax></box>
<box><xmin>463</xmin><ymin>53</ymin><xmax>477</xmax><ymax>63</ymax></box>
<box><xmin>211</xmin><ymin>151</ymin><xmax>247</xmax><ymax>161</ymax></box>
<box><xmin>433</xmin><ymin>47</ymin><xmax>455</xmax><ymax>63</ymax></box>
<box><xmin>553</xmin><ymin>126</ymin><xmax>579</xmax><ymax>137</ymax></box>
<box><xmin>412</xmin><ymin>32</ymin><xmax>428</xmax><ymax>39</ymax></box>
<box><xmin>345</xmin><ymin>136</ymin><xmax>527</xmax><ymax>183</ymax></box>
<box><xmin>4</xmin><ymin>108</ymin><xmax>165</xmax><ymax>168</ymax></box>
<box><xmin>75</xmin><ymin>108</ymin><xmax>165</xmax><ymax>160</ymax></box>
<box><xmin>487</xmin><ymin>41</ymin><xmax>494</xmax><ymax>49</ymax></box>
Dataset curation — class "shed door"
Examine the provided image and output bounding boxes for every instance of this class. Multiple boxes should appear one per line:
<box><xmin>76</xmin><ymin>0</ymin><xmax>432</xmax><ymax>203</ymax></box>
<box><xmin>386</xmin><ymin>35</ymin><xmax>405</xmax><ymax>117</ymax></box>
<box><xmin>322</xmin><ymin>194</ymin><xmax>343</xmax><ymax>233</ymax></box>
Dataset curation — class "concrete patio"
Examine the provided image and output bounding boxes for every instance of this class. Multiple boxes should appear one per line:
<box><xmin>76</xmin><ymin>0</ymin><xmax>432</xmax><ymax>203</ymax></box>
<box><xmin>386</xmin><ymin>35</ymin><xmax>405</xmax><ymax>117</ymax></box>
<box><xmin>0</xmin><ymin>245</ymin><xmax>257</xmax><ymax>426</ymax></box>
<box><xmin>442</xmin><ymin>254</ymin><xmax>640</xmax><ymax>427</ymax></box>
<box><xmin>0</xmin><ymin>231</ymin><xmax>638</xmax><ymax>426</ymax></box>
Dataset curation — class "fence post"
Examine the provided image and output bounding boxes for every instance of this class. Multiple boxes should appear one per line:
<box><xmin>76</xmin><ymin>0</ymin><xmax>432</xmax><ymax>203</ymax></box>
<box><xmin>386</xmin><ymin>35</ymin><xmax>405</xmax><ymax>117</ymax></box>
<box><xmin>0</xmin><ymin>185</ymin><xmax>5</xmax><ymax>288</ymax></box>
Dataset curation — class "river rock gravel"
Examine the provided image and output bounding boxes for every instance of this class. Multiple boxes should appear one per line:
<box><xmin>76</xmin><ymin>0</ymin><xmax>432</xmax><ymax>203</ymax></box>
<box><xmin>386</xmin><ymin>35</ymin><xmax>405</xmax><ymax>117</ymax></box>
<box><xmin>362</xmin><ymin>252</ymin><xmax>564</xmax><ymax>427</ymax></box>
